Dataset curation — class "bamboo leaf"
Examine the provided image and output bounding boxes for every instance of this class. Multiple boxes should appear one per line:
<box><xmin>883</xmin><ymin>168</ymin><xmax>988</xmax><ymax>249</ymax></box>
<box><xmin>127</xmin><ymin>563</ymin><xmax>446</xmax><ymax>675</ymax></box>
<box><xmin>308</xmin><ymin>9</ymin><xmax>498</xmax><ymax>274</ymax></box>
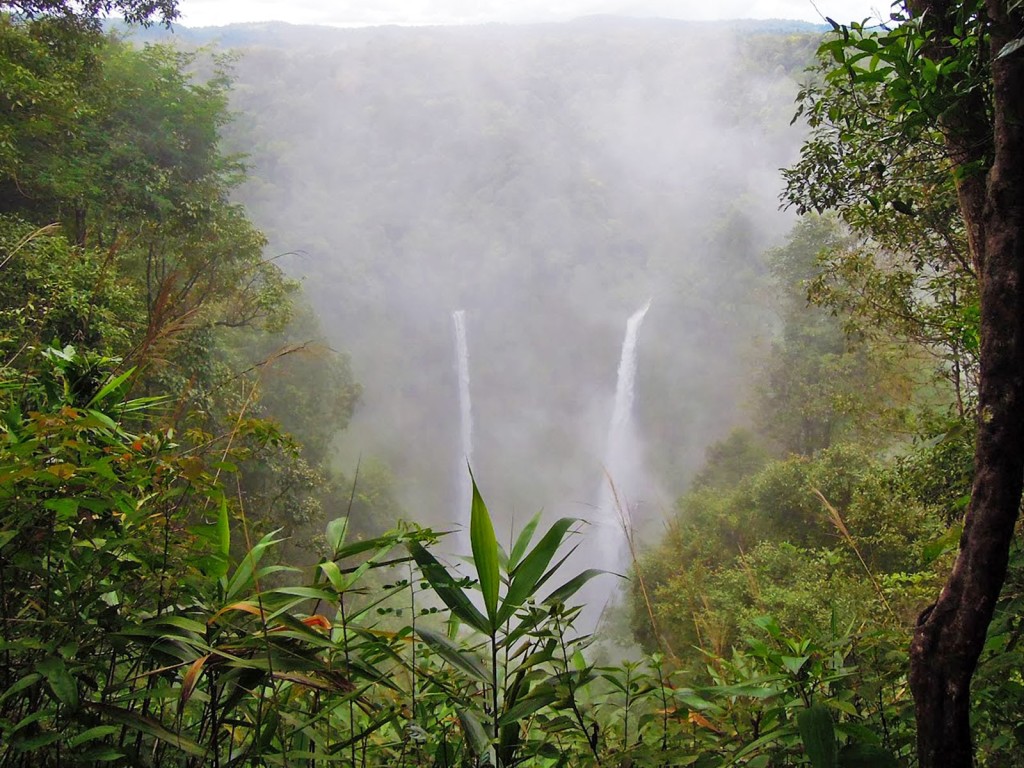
<box><xmin>266</xmin><ymin>586</ymin><xmax>337</xmax><ymax>601</ymax></box>
<box><xmin>997</xmin><ymin>37</ymin><xmax>1024</xmax><ymax>60</ymax></box>
<box><xmin>533</xmin><ymin>544</ymin><xmax>582</xmax><ymax>594</ymax></box>
<box><xmin>216</xmin><ymin>496</ymin><xmax>230</xmax><ymax>558</ymax></box>
<box><xmin>417</xmin><ymin>627</ymin><xmax>489</xmax><ymax>682</ymax></box>
<box><xmin>0</xmin><ymin>529</ymin><xmax>16</xmax><ymax>551</ymax></box>
<box><xmin>271</xmin><ymin>671</ymin><xmax>350</xmax><ymax>693</ymax></box>
<box><xmin>179</xmin><ymin>654</ymin><xmax>209</xmax><ymax>708</ymax></box>
<box><xmin>326</xmin><ymin>516</ymin><xmax>348</xmax><ymax>553</ymax></box>
<box><xmin>87</xmin><ymin>703</ymin><xmax>207</xmax><ymax>757</ymax></box>
<box><xmin>66</xmin><ymin>725</ymin><xmax>121</xmax><ymax>748</ymax></box>
<box><xmin>226</xmin><ymin>529</ymin><xmax>286</xmax><ymax>600</ymax></box>
<box><xmin>74</xmin><ymin>745</ymin><xmax>125</xmax><ymax>762</ymax></box>
<box><xmin>499</xmin><ymin>517</ymin><xmax>578</xmax><ymax>625</ymax></box>
<box><xmin>267</xmin><ymin>610</ymin><xmax>336</xmax><ymax>643</ymax></box>
<box><xmin>457</xmin><ymin>707</ymin><xmax>494</xmax><ymax>762</ymax></box>
<box><xmin>507</xmin><ymin>510</ymin><xmax>542</xmax><ymax>571</ymax></box>
<box><xmin>209</xmin><ymin>600</ymin><xmax>265</xmax><ymax>624</ymax></box>
<box><xmin>0</xmin><ymin>672</ymin><xmax>41</xmax><ymax>706</ymax></box>
<box><xmin>498</xmin><ymin>685</ymin><xmax>557</xmax><ymax>726</ymax></box>
<box><xmin>319</xmin><ymin>560</ymin><xmax>346</xmax><ymax>591</ymax></box>
<box><xmin>84</xmin><ymin>408</ymin><xmax>119</xmax><ymax>432</ymax></box>
<box><xmin>146</xmin><ymin>615</ymin><xmax>207</xmax><ymax>636</ymax></box>
<box><xmin>86</xmin><ymin>367</ymin><xmax>136</xmax><ymax>407</ymax></box>
<box><xmin>543</xmin><ymin>568</ymin><xmax>606</xmax><ymax>605</ymax></box>
<box><xmin>333</xmin><ymin>535</ymin><xmax>398</xmax><ymax>562</ymax></box>
<box><xmin>408</xmin><ymin>540</ymin><xmax>488</xmax><ymax>634</ymax></box>
<box><xmin>469</xmin><ymin>473</ymin><xmax>500</xmax><ymax>628</ymax></box>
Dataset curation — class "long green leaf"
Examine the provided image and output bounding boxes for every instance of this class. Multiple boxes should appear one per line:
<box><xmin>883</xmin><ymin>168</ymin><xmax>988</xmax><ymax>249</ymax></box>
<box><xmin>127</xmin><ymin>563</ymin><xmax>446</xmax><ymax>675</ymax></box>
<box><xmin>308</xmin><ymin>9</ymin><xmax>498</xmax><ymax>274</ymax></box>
<box><xmin>498</xmin><ymin>685</ymin><xmax>558</xmax><ymax>726</ymax></box>
<box><xmin>507</xmin><ymin>510</ymin><xmax>542</xmax><ymax>572</ymax></box>
<box><xmin>0</xmin><ymin>530</ymin><xmax>16</xmax><ymax>551</ymax></box>
<box><xmin>0</xmin><ymin>672</ymin><xmax>41</xmax><ymax>706</ymax></box>
<box><xmin>226</xmin><ymin>529</ymin><xmax>286</xmax><ymax>600</ymax></box>
<box><xmin>408</xmin><ymin>541</ymin><xmax>488</xmax><ymax>634</ymax></box>
<box><xmin>216</xmin><ymin>496</ymin><xmax>230</xmax><ymax>558</ymax></box>
<box><xmin>469</xmin><ymin>473</ymin><xmax>500</xmax><ymax>628</ymax></box>
<box><xmin>266</xmin><ymin>586</ymin><xmax>337</xmax><ymax>601</ymax></box>
<box><xmin>146</xmin><ymin>615</ymin><xmax>207</xmax><ymax>636</ymax></box>
<box><xmin>326</xmin><ymin>516</ymin><xmax>348</xmax><ymax>553</ymax></box>
<box><xmin>36</xmin><ymin>656</ymin><xmax>78</xmax><ymax>710</ymax></box>
<box><xmin>416</xmin><ymin>627</ymin><xmax>489</xmax><ymax>682</ymax></box>
<box><xmin>543</xmin><ymin>568</ymin><xmax>606</xmax><ymax>605</ymax></box>
<box><xmin>333</xmin><ymin>534</ymin><xmax>399</xmax><ymax>563</ymax></box>
<box><xmin>457</xmin><ymin>707</ymin><xmax>494</xmax><ymax>762</ymax></box>
<box><xmin>88</xmin><ymin>703</ymin><xmax>206</xmax><ymax>757</ymax></box>
<box><xmin>499</xmin><ymin>517</ymin><xmax>578</xmax><ymax>625</ymax></box>
<box><xmin>798</xmin><ymin>703</ymin><xmax>838</xmax><ymax>768</ymax></box>
<box><xmin>319</xmin><ymin>560</ymin><xmax>346</xmax><ymax>591</ymax></box>
<box><xmin>532</xmin><ymin>544</ymin><xmax>582</xmax><ymax>595</ymax></box>
<box><xmin>86</xmin><ymin>366</ymin><xmax>136</xmax><ymax>408</ymax></box>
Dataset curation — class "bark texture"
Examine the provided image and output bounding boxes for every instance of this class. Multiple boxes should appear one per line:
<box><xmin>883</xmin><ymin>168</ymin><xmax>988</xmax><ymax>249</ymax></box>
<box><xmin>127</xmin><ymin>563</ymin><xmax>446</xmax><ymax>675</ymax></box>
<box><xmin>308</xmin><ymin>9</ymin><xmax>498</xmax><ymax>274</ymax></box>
<box><xmin>906</xmin><ymin>3</ymin><xmax>1024</xmax><ymax>767</ymax></box>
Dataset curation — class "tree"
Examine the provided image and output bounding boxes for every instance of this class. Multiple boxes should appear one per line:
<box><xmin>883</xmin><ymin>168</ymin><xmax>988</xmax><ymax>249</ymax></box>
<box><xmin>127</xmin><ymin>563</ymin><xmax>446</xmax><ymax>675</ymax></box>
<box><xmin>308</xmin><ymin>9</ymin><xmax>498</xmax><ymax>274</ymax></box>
<box><xmin>786</xmin><ymin>3</ymin><xmax>1024</xmax><ymax>765</ymax></box>
<box><xmin>756</xmin><ymin>215</ymin><xmax>914</xmax><ymax>455</ymax></box>
<box><xmin>0</xmin><ymin>0</ymin><xmax>177</xmax><ymax>26</ymax></box>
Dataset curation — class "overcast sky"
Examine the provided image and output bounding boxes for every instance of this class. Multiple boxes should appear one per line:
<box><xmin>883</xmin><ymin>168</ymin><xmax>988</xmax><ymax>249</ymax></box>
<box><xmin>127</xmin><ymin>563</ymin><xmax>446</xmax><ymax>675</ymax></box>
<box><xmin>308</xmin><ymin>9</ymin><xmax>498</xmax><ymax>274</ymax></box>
<box><xmin>176</xmin><ymin>0</ymin><xmax>892</xmax><ymax>28</ymax></box>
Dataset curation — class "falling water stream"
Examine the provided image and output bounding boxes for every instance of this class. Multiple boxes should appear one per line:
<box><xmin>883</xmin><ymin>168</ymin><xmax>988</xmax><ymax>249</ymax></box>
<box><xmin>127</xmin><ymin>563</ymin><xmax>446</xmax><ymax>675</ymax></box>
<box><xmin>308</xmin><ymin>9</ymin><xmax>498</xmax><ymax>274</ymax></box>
<box><xmin>597</xmin><ymin>299</ymin><xmax>652</xmax><ymax>569</ymax></box>
<box><xmin>452</xmin><ymin>309</ymin><xmax>473</xmax><ymax>550</ymax></box>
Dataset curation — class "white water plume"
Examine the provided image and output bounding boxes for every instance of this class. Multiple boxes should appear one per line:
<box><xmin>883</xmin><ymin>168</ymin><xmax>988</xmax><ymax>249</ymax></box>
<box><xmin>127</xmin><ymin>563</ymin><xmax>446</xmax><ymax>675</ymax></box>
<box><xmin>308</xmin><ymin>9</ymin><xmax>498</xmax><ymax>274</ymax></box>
<box><xmin>597</xmin><ymin>299</ymin><xmax>652</xmax><ymax>568</ymax></box>
<box><xmin>452</xmin><ymin>309</ymin><xmax>473</xmax><ymax>550</ymax></box>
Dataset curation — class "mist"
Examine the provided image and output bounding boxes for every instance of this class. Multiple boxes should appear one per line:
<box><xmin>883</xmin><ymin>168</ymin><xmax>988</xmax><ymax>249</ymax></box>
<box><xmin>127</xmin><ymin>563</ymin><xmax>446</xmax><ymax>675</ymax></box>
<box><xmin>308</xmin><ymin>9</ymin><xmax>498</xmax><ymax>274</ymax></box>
<box><xmin>196</xmin><ymin>18</ymin><xmax>819</xmax><ymax>569</ymax></box>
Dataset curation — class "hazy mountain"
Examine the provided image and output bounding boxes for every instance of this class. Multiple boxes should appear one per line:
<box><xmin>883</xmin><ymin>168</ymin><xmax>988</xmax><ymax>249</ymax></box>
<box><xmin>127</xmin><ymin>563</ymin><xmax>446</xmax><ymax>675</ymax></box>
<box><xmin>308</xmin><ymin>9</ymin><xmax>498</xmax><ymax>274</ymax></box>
<box><xmin>126</xmin><ymin>18</ymin><xmax>824</xmax><ymax>542</ymax></box>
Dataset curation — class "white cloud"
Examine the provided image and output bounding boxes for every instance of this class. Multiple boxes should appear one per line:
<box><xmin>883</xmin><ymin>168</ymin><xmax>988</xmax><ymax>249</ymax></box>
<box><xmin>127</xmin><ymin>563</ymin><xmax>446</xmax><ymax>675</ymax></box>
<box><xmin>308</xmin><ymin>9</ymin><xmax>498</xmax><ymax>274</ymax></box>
<box><xmin>176</xmin><ymin>0</ymin><xmax>889</xmax><ymax>28</ymax></box>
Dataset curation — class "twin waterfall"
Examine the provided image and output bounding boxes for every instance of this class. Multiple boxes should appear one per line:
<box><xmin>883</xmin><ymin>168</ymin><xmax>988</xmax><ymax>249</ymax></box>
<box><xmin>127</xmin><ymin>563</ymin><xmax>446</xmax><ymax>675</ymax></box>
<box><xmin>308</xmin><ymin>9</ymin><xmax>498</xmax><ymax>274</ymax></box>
<box><xmin>451</xmin><ymin>302</ymin><xmax>651</xmax><ymax>575</ymax></box>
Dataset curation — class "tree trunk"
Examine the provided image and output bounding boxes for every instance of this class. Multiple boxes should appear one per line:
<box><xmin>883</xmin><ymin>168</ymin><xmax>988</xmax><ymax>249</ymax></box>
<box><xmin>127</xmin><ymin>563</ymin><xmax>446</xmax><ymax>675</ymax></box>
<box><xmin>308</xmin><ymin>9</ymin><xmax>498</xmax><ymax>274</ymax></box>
<box><xmin>908</xmin><ymin>4</ymin><xmax>1024</xmax><ymax>767</ymax></box>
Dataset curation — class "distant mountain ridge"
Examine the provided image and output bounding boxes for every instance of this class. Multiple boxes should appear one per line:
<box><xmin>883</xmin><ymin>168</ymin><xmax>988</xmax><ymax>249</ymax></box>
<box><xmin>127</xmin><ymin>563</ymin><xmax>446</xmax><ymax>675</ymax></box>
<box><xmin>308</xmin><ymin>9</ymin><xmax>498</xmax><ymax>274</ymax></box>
<box><xmin>118</xmin><ymin>16</ymin><xmax>829</xmax><ymax>48</ymax></box>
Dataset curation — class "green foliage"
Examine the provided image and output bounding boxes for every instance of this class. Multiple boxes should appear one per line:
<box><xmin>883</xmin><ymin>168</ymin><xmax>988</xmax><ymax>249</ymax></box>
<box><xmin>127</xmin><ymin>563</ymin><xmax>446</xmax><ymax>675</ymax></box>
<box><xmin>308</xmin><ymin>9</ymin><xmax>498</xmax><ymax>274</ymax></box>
<box><xmin>0</xmin><ymin>13</ymin><xmax>363</xmax><ymax>583</ymax></box>
<box><xmin>782</xmin><ymin>16</ymin><xmax>980</xmax><ymax>415</ymax></box>
<box><xmin>2</xmin><ymin>0</ymin><xmax>178</xmax><ymax>27</ymax></box>
<box><xmin>411</xmin><ymin>479</ymin><xmax>604</xmax><ymax>766</ymax></box>
<box><xmin>970</xmin><ymin>543</ymin><xmax>1024</xmax><ymax>765</ymax></box>
<box><xmin>0</xmin><ymin>358</ymin><xmax>603</xmax><ymax>765</ymax></box>
<box><xmin>756</xmin><ymin>215</ymin><xmax>921</xmax><ymax>456</ymax></box>
<box><xmin>691</xmin><ymin>429</ymin><xmax>771</xmax><ymax>491</ymax></box>
<box><xmin>0</xmin><ymin>348</ymin><xmax>225</xmax><ymax>763</ymax></box>
<box><xmin>0</xmin><ymin>19</ymin><xmax>415</xmax><ymax>764</ymax></box>
<box><xmin>0</xmin><ymin>217</ymin><xmax>138</xmax><ymax>356</ymax></box>
<box><xmin>1</xmin><ymin>7</ymin><xmax>1018</xmax><ymax>767</ymax></box>
<box><xmin>633</xmin><ymin>436</ymin><xmax>953</xmax><ymax>671</ymax></box>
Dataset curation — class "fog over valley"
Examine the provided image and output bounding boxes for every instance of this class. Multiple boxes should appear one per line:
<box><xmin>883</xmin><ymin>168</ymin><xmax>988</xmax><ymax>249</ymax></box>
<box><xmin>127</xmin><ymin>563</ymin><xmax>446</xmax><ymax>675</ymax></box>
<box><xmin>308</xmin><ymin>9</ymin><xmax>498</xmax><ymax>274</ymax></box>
<box><xmin>172</xmin><ymin>19</ymin><xmax>821</xmax><ymax>559</ymax></box>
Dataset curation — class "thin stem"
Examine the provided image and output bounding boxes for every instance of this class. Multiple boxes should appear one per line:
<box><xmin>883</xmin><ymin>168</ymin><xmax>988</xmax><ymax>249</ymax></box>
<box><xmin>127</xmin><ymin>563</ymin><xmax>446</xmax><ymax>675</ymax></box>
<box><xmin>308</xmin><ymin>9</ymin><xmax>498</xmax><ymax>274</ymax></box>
<box><xmin>491</xmin><ymin>628</ymin><xmax>500</xmax><ymax>748</ymax></box>
<box><xmin>554</xmin><ymin>612</ymin><xmax>599</xmax><ymax>762</ymax></box>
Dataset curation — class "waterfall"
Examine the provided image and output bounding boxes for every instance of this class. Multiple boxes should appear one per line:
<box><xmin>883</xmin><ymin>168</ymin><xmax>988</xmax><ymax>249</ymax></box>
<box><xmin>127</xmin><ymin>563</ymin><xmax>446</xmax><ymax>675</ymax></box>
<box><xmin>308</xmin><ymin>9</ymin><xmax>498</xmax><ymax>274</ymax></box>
<box><xmin>452</xmin><ymin>310</ymin><xmax>473</xmax><ymax>549</ymax></box>
<box><xmin>597</xmin><ymin>299</ymin><xmax>652</xmax><ymax>567</ymax></box>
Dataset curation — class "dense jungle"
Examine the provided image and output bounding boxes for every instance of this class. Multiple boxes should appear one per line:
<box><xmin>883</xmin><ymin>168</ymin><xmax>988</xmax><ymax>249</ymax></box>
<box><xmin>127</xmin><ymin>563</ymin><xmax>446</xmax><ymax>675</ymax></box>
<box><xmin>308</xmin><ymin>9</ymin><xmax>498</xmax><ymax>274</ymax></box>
<box><xmin>1</xmin><ymin>1</ymin><xmax>1023</xmax><ymax>766</ymax></box>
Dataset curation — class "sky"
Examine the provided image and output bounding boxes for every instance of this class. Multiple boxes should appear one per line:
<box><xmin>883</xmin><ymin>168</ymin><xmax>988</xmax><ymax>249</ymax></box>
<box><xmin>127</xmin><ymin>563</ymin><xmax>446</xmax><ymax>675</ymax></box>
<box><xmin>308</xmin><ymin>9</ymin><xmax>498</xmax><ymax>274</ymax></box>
<box><xmin>176</xmin><ymin>0</ymin><xmax>891</xmax><ymax>29</ymax></box>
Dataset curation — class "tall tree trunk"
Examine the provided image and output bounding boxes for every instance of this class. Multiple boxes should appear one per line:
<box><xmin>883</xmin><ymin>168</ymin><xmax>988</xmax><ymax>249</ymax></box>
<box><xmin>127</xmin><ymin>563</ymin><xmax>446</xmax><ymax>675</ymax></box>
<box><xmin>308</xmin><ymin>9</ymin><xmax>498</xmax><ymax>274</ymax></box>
<box><xmin>908</xmin><ymin>4</ymin><xmax>1024</xmax><ymax>767</ymax></box>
